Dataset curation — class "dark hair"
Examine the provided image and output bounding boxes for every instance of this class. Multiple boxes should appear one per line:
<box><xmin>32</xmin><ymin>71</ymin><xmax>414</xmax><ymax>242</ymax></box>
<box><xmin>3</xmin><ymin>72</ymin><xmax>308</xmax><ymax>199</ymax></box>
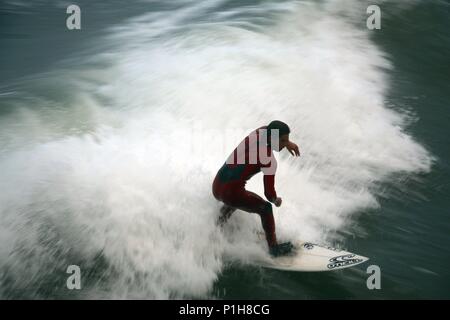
<box><xmin>267</xmin><ymin>120</ymin><xmax>290</xmax><ymax>137</ymax></box>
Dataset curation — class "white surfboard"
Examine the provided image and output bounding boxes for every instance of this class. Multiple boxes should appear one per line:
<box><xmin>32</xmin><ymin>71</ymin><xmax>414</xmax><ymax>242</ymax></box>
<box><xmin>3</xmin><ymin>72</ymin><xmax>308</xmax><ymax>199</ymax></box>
<box><xmin>255</xmin><ymin>241</ymin><xmax>369</xmax><ymax>272</ymax></box>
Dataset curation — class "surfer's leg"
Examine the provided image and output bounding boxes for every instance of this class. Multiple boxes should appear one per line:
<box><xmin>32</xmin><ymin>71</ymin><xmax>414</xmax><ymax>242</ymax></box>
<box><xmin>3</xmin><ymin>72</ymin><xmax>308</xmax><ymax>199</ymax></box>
<box><xmin>257</xmin><ymin>201</ymin><xmax>277</xmax><ymax>248</ymax></box>
<box><xmin>213</xmin><ymin>176</ymin><xmax>234</xmax><ymax>225</ymax></box>
<box><xmin>228</xmin><ymin>190</ymin><xmax>277</xmax><ymax>248</ymax></box>
<box><xmin>218</xmin><ymin>205</ymin><xmax>236</xmax><ymax>226</ymax></box>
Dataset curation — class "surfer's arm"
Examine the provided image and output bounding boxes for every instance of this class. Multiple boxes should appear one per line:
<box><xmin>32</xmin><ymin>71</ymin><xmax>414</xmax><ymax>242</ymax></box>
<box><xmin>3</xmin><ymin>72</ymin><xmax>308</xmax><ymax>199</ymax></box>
<box><xmin>264</xmin><ymin>175</ymin><xmax>282</xmax><ymax>207</ymax></box>
<box><xmin>261</xmin><ymin>149</ymin><xmax>280</xmax><ymax>205</ymax></box>
<box><xmin>263</xmin><ymin>174</ymin><xmax>277</xmax><ymax>202</ymax></box>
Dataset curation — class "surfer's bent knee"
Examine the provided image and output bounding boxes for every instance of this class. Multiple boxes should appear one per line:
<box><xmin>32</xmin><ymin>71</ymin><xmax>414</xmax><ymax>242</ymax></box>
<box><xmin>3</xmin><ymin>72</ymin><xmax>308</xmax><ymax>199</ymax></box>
<box><xmin>260</xmin><ymin>201</ymin><xmax>273</xmax><ymax>215</ymax></box>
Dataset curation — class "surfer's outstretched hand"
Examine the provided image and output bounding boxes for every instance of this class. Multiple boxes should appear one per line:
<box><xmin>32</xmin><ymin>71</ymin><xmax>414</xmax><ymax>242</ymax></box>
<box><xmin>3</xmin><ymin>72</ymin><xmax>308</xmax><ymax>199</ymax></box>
<box><xmin>286</xmin><ymin>141</ymin><xmax>300</xmax><ymax>157</ymax></box>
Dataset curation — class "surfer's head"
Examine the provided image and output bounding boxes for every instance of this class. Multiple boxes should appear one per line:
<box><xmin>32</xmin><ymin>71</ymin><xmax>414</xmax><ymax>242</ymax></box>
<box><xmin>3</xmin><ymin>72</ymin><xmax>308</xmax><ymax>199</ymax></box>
<box><xmin>267</xmin><ymin>120</ymin><xmax>290</xmax><ymax>152</ymax></box>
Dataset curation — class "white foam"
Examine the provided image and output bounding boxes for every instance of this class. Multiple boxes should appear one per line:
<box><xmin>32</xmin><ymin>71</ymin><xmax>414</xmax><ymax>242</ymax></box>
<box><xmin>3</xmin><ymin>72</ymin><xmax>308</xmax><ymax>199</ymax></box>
<box><xmin>0</xmin><ymin>0</ymin><xmax>432</xmax><ymax>298</ymax></box>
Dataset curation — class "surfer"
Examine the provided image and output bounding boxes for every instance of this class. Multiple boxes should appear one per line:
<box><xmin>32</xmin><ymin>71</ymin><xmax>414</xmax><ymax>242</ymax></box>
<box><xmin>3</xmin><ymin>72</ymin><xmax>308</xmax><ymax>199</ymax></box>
<box><xmin>212</xmin><ymin>120</ymin><xmax>300</xmax><ymax>257</ymax></box>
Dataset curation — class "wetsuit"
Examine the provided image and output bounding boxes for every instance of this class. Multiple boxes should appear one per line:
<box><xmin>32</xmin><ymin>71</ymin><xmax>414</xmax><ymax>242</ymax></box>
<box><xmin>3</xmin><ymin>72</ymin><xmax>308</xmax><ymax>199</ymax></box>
<box><xmin>212</xmin><ymin>126</ymin><xmax>278</xmax><ymax>248</ymax></box>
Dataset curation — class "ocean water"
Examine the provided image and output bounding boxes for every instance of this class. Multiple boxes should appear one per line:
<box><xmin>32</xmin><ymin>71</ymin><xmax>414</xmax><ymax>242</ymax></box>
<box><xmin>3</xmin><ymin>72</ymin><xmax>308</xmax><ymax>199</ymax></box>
<box><xmin>0</xmin><ymin>0</ymin><xmax>448</xmax><ymax>299</ymax></box>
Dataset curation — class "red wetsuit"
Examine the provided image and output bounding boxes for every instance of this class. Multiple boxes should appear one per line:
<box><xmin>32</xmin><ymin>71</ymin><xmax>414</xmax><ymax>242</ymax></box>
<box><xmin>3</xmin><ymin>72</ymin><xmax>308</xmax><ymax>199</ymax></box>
<box><xmin>212</xmin><ymin>127</ymin><xmax>278</xmax><ymax>247</ymax></box>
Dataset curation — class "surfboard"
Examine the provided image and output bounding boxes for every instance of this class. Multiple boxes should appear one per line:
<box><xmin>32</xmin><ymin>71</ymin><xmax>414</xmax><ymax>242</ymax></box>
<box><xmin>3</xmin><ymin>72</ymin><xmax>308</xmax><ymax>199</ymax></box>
<box><xmin>255</xmin><ymin>240</ymin><xmax>369</xmax><ymax>272</ymax></box>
